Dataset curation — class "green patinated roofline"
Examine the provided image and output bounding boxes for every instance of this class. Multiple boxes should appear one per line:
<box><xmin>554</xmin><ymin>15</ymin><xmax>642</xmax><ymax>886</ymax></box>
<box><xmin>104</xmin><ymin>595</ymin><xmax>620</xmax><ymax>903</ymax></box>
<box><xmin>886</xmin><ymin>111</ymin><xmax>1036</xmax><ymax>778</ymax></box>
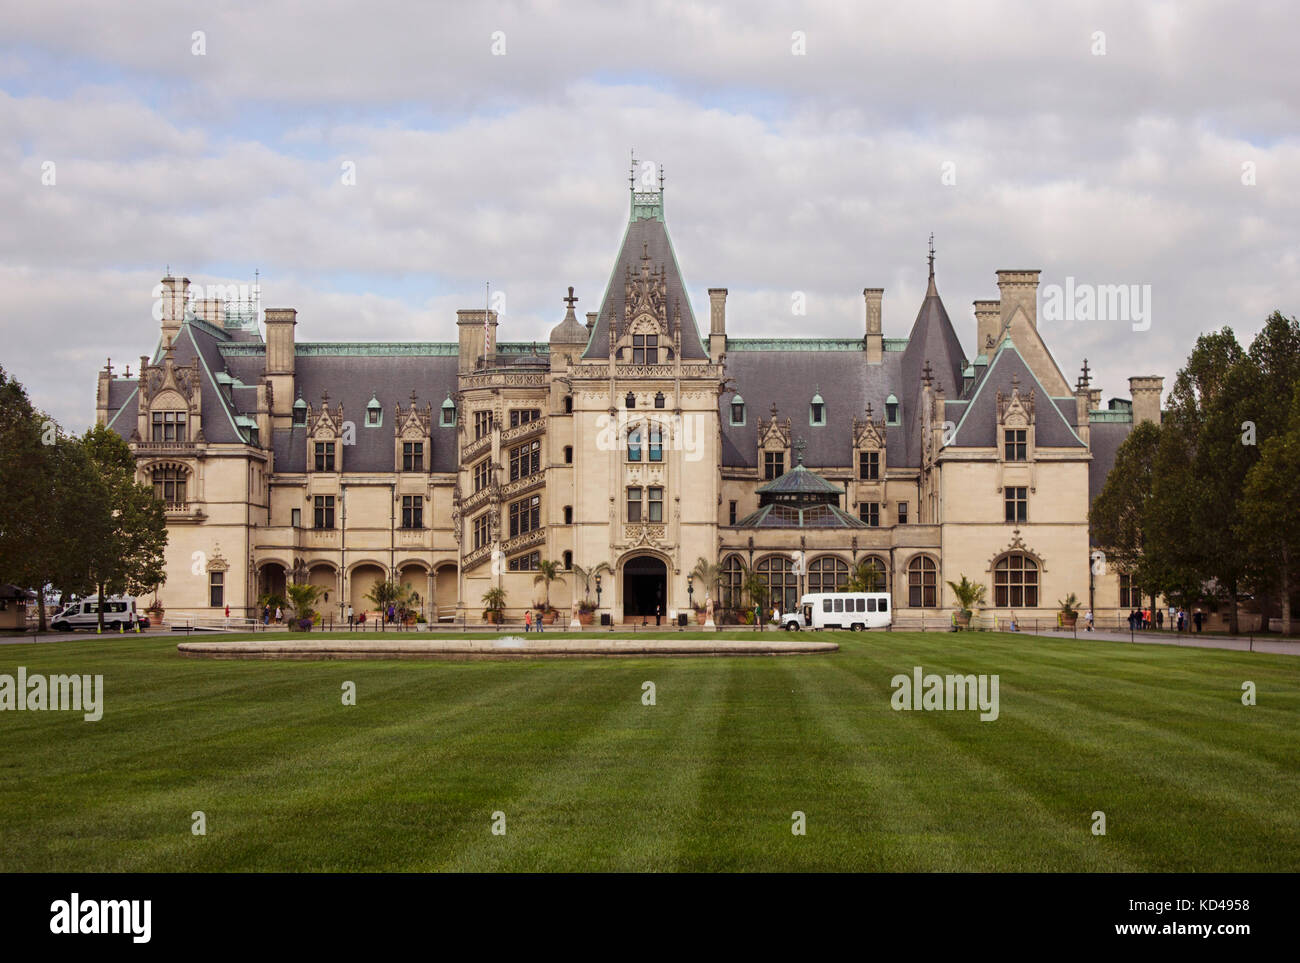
<box><xmin>220</xmin><ymin>341</ymin><xmax>548</xmax><ymax>358</ymax></box>
<box><xmin>1089</xmin><ymin>410</ymin><xmax>1133</xmax><ymax>423</ymax></box>
<box><xmin>727</xmin><ymin>338</ymin><xmax>863</xmax><ymax>352</ymax></box>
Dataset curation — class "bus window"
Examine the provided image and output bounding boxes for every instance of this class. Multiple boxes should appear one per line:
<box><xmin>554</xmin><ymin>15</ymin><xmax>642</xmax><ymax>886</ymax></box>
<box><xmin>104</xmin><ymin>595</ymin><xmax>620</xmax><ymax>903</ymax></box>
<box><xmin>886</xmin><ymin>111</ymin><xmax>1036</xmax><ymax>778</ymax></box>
<box><xmin>833</xmin><ymin>598</ymin><xmax>843</xmax><ymax>613</ymax></box>
<box><xmin>867</xmin><ymin>598</ymin><xmax>876</xmax><ymax>612</ymax></box>
<box><xmin>879</xmin><ymin>598</ymin><xmax>888</xmax><ymax>612</ymax></box>
<box><xmin>858</xmin><ymin>598</ymin><xmax>866</xmax><ymax>612</ymax></box>
<box><xmin>822</xmin><ymin>599</ymin><xmax>832</xmax><ymax>613</ymax></box>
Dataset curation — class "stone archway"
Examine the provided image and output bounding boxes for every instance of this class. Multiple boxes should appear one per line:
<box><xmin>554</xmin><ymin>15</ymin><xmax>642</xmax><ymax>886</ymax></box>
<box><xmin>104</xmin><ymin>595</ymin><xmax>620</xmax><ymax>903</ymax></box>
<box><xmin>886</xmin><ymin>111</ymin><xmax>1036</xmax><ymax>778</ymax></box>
<box><xmin>621</xmin><ymin>554</ymin><xmax>667</xmax><ymax>622</ymax></box>
<box><xmin>349</xmin><ymin>563</ymin><xmax>386</xmax><ymax>618</ymax></box>
<box><xmin>396</xmin><ymin>563</ymin><xmax>429</xmax><ymax>620</ymax></box>
<box><xmin>433</xmin><ymin>564</ymin><xmax>458</xmax><ymax>622</ymax></box>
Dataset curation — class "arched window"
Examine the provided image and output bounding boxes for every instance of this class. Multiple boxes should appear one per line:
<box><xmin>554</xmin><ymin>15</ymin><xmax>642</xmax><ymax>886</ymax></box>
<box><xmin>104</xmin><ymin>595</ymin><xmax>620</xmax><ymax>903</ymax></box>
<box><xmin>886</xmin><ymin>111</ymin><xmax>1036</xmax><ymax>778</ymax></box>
<box><xmin>807</xmin><ymin>556</ymin><xmax>849</xmax><ymax>594</ymax></box>
<box><xmin>564</xmin><ymin>395</ymin><xmax>573</xmax><ymax>414</ymax></box>
<box><xmin>654</xmin><ymin>391</ymin><xmax>665</xmax><ymax>409</ymax></box>
<box><xmin>562</xmin><ymin>550</ymin><xmax>572</xmax><ymax>570</ymax></box>
<box><xmin>151</xmin><ymin>466</ymin><xmax>187</xmax><ymax>507</ymax></box>
<box><xmin>854</xmin><ymin>556</ymin><xmax>888</xmax><ymax>592</ymax></box>
<box><xmin>757</xmin><ymin>555</ymin><xmax>798</xmax><ymax>615</ymax></box>
<box><xmin>994</xmin><ymin>554</ymin><xmax>1038</xmax><ymax>607</ymax></box>
<box><xmin>563</xmin><ymin>505</ymin><xmax>573</xmax><ymax>525</ymax></box>
<box><xmin>722</xmin><ymin>555</ymin><xmax>744</xmax><ymax>609</ymax></box>
<box><xmin>625</xmin><ymin>392</ymin><xmax>636</xmax><ymax>409</ymax></box>
<box><xmin>907</xmin><ymin>556</ymin><xmax>937</xmax><ymax>607</ymax></box>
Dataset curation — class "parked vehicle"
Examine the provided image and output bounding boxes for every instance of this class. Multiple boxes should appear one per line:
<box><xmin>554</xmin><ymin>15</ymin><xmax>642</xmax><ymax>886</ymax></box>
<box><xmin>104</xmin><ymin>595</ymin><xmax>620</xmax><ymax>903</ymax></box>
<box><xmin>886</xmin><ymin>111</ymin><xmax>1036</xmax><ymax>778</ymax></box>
<box><xmin>50</xmin><ymin>596</ymin><xmax>140</xmax><ymax>632</ymax></box>
<box><xmin>781</xmin><ymin>592</ymin><xmax>892</xmax><ymax>631</ymax></box>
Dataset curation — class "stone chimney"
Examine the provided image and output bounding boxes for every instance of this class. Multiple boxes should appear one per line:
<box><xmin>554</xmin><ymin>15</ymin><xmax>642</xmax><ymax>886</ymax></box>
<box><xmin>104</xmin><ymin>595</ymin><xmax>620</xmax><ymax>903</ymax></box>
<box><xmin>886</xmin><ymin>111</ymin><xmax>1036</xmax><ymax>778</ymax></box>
<box><xmin>263</xmin><ymin>308</ymin><xmax>297</xmax><ymax>417</ymax></box>
<box><xmin>974</xmin><ymin>300</ymin><xmax>1001</xmax><ymax>355</ymax></box>
<box><xmin>996</xmin><ymin>270</ymin><xmax>1040</xmax><ymax>331</ymax></box>
<box><xmin>863</xmin><ymin>288</ymin><xmax>883</xmax><ymax>364</ymax></box>
<box><xmin>1129</xmin><ymin>376</ymin><xmax>1164</xmax><ymax>426</ymax></box>
<box><xmin>586</xmin><ymin>312</ymin><xmax>597</xmax><ymax>331</ymax></box>
<box><xmin>160</xmin><ymin>274</ymin><xmax>189</xmax><ymax>343</ymax></box>
<box><xmin>457</xmin><ymin>309</ymin><xmax>498</xmax><ymax>374</ymax></box>
<box><xmin>195</xmin><ymin>298</ymin><xmax>223</xmax><ymax>325</ymax></box>
<box><xmin>708</xmin><ymin>288</ymin><xmax>727</xmax><ymax>363</ymax></box>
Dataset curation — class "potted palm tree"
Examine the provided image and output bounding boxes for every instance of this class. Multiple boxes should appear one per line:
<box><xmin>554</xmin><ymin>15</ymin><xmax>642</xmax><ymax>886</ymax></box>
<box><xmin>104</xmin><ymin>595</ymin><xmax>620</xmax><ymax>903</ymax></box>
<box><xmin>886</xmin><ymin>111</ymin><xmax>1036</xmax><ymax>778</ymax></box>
<box><xmin>1058</xmin><ymin>593</ymin><xmax>1081</xmax><ymax>629</ymax></box>
<box><xmin>364</xmin><ymin>579</ymin><xmax>411</xmax><ymax>628</ymax></box>
<box><xmin>533</xmin><ymin>560</ymin><xmax>565</xmax><ymax>624</ymax></box>
<box><xmin>481</xmin><ymin>586</ymin><xmax>507</xmax><ymax>625</ymax></box>
<box><xmin>286</xmin><ymin>583</ymin><xmax>324</xmax><ymax>632</ymax></box>
<box><xmin>571</xmin><ymin>561</ymin><xmax>610</xmax><ymax>625</ymax></box>
<box><xmin>946</xmin><ymin>575</ymin><xmax>986</xmax><ymax>630</ymax></box>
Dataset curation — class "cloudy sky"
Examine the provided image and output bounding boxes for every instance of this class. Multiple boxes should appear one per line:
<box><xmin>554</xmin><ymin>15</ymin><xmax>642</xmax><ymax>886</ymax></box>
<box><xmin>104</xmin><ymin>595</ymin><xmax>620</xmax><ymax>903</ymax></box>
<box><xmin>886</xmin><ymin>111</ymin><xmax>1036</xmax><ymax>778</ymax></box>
<box><xmin>2</xmin><ymin>0</ymin><xmax>1296</xmax><ymax>429</ymax></box>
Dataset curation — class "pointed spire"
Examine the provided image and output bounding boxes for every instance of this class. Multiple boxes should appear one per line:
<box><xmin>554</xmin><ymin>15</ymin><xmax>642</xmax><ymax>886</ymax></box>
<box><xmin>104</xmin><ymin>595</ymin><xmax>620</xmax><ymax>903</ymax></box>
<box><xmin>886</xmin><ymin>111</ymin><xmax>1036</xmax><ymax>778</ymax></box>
<box><xmin>926</xmin><ymin>233</ymin><xmax>937</xmax><ymax>296</ymax></box>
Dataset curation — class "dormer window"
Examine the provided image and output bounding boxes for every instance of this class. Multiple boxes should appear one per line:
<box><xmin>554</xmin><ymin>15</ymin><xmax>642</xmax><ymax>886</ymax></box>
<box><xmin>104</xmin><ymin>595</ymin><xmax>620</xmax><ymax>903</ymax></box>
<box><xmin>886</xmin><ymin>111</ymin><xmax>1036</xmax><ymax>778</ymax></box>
<box><xmin>440</xmin><ymin>396</ymin><xmax>456</xmax><ymax>427</ymax></box>
<box><xmin>632</xmin><ymin>333</ymin><xmax>658</xmax><ymax>364</ymax></box>
<box><xmin>292</xmin><ymin>398</ymin><xmax>307</xmax><ymax>427</ymax></box>
<box><xmin>654</xmin><ymin>391</ymin><xmax>665</xmax><ymax>409</ymax></box>
<box><xmin>885</xmin><ymin>394</ymin><xmax>900</xmax><ymax>425</ymax></box>
<box><xmin>730</xmin><ymin>394</ymin><xmax>746</xmax><ymax>426</ymax></box>
<box><xmin>625</xmin><ymin>392</ymin><xmax>636</xmax><ymax>409</ymax></box>
<box><xmin>1004</xmin><ymin>428</ymin><xmax>1027</xmax><ymax>461</ymax></box>
<box><xmin>151</xmin><ymin>410</ymin><xmax>186</xmax><ymax>442</ymax></box>
<box><xmin>809</xmin><ymin>392</ymin><xmax>826</xmax><ymax>426</ymax></box>
<box><xmin>365</xmin><ymin>394</ymin><xmax>382</xmax><ymax>427</ymax></box>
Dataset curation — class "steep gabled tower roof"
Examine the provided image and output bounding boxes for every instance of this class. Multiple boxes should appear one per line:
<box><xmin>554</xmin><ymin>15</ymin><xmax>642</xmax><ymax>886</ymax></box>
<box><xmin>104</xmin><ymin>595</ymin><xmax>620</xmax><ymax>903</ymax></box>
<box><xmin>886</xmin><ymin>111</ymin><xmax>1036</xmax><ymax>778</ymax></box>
<box><xmin>582</xmin><ymin>176</ymin><xmax>707</xmax><ymax>360</ymax></box>
<box><xmin>897</xmin><ymin>247</ymin><xmax>967</xmax><ymax>464</ymax></box>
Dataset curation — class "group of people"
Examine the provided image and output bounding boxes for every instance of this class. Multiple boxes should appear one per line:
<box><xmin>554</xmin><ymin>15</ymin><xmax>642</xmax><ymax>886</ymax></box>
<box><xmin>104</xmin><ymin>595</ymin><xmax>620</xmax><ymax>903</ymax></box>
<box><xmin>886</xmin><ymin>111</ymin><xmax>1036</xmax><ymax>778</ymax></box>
<box><xmin>261</xmin><ymin>605</ymin><xmax>283</xmax><ymax>626</ymax></box>
<box><xmin>1127</xmin><ymin>607</ymin><xmax>1204</xmax><ymax>632</ymax></box>
<box><xmin>522</xmin><ymin>609</ymin><xmax>546</xmax><ymax>632</ymax></box>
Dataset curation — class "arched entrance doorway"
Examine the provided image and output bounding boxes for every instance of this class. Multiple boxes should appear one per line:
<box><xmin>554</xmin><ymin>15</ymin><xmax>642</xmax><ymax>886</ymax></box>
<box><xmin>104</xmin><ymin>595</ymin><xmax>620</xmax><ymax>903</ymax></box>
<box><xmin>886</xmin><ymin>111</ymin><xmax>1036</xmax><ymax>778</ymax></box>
<box><xmin>622</xmin><ymin>555</ymin><xmax>666</xmax><ymax>621</ymax></box>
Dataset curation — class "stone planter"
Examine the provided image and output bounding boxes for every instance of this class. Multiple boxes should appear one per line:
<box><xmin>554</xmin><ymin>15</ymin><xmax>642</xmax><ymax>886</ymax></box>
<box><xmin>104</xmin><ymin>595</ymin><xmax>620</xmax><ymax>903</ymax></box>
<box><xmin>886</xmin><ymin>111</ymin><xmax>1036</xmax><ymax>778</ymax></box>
<box><xmin>696</xmin><ymin>611</ymin><xmax>707</xmax><ymax>625</ymax></box>
<box><xmin>542</xmin><ymin>610</ymin><xmax>556</xmax><ymax>625</ymax></box>
<box><xmin>578</xmin><ymin>610</ymin><xmax>594</xmax><ymax>626</ymax></box>
<box><xmin>954</xmin><ymin>610</ymin><xmax>971</xmax><ymax>630</ymax></box>
<box><xmin>1060</xmin><ymin>614</ymin><xmax>1078</xmax><ymax>629</ymax></box>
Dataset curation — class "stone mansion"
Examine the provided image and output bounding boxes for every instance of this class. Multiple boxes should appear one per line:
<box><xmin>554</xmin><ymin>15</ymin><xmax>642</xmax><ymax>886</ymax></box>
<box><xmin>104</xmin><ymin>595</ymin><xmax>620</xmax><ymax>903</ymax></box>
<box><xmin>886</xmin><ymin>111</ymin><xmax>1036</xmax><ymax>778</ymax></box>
<box><xmin>96</xmin><ymin>177</ymin><xmax>1161</xmax><ymax>625</ymax></box>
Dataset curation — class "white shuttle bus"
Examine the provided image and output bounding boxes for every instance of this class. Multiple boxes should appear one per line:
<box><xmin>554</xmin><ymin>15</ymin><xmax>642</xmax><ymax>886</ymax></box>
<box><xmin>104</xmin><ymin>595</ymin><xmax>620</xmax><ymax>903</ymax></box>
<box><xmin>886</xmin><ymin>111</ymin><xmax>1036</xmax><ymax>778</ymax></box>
<box><xmin>50</xmin><ymin>595</ymin><xmax>140</xmax><ymax>632</ymax></box>
<box><xmin>781</xmin><ymin>592</ymin><xmax>892</xmax><ymax>631</ymax></box>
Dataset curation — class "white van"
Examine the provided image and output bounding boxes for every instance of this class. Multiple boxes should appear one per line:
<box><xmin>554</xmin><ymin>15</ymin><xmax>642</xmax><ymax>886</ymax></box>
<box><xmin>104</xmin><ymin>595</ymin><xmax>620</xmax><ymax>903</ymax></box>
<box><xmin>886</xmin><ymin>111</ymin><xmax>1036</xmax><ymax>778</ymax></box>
<box><xmin>782</xmin><ymin>592</ymin><xmax>892</xmax><ymax>631</ymax></box>
<box><xmin>51</xmin><ymin>596</ymin><xmax>139</xmax><ymax>632</ymax></box>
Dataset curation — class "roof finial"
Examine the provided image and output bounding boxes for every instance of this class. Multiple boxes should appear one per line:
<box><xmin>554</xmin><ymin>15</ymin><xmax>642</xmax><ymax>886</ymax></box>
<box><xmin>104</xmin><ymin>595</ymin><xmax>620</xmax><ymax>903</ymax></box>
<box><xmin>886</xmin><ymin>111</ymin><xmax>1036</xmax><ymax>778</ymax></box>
<box><xmin>658</xmin><ymin>165</ymin><xmax>665</xmax><ymax>192</ymax></box>
<box><xmin>629</xmin><ymin>150</ymin><xmax>636</xmax><ymax>190</ymax></box>
<box><xmin>793</xmin><ymin>438</ymin><xmax>807</xmax><ymax>466</ymax></box>
<box><xmin>563</xmin><ymin>286</ymin><xmax>578</xmax><ymax>311</ymax></box>
<box><xmin>927</xmin><ymin>233</ymin><xmax>935</xmax><ymax>278</ymax></box>
<box><xmin>922</xmin><ymin>359</ymin><xmax>934</xmax><ymax>387</ymax></box>
<box><xmin>1078</xmin><ymin>358</ymin><xmax>1092</xmax><ymax>390</ymax></box>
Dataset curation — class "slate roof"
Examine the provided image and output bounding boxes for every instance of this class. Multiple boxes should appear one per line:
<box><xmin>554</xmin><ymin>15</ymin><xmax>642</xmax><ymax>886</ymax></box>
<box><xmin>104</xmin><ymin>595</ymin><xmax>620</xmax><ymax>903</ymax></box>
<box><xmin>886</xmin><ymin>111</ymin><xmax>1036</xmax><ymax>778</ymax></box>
<box><xmin>947</xmin><ymin>341</ymin><xmax>1085</xmax><ymax>449</ymax></box>
<box><xmin>719</xmin><ymin>348</ymin><xmax>910</xmax><ymax>468</ymax></box>
<box><xmin>582</xmin><ymin>194</ymin><xmax>707</xmax><ymax>361</ymax></box>
<box><xmin>1088</xmin><ymin>420</ymin><xmax>1132</xmax><ymax>503</ymax></box>
<box><xmin>898</xmin><ymin>273</ymin><xmax>968</xmax><ymax>466</ymax></box>
<box><xmin>270</xmin><ymin>353</ymin><xmax>460</xmax><ymax>473</ymax></box>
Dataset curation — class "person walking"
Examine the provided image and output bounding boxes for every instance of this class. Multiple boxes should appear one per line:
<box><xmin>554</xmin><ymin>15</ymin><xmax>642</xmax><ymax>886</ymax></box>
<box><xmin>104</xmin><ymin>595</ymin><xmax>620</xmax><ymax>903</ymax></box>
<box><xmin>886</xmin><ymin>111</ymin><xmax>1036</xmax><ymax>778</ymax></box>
<box><xmin>753</xmin><ymin>603</ymin><xmax>761</xmax><ymax>632</ymax></box>
<box><xmin>1193</xmin><ymin>610</ymin><xmax>1204</xmax><ymax>633</ymax></box>
<box><xmin>536</xmin><ymin>608</ymin><xmax>545</xmax><ymax>633</ymax></box>
<box><xmin>1156</xmin><ymin>608</ymin><xmax>1163</xmax><ymax>630</ymax></box>
<box><xmin>524</xmin><ymin>610</ymin><xmax>532</xmax><ymax>633</ymax></box>
<box><xmin>1085</xmin><ymin>608</ymin><xmax>1093</xmax><ymax>632</ymax></box>
<box><xmin>262</xmin><ymin>604</ymin><xmax>270</xmax><ymax>626</ymax></box>
<box><xmin>275</xmin><ymin>605</ymin><xmax>282</xmax><ymax>625</ymax></box>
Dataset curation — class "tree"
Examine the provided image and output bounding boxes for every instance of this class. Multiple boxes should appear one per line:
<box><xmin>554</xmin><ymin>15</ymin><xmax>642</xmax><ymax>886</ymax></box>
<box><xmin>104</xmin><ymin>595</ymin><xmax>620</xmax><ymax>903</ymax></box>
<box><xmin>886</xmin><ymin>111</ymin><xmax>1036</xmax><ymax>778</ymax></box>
<box><xmin>364</xmin><ymin>579</ymin><xmax>411</xmax><ymax>625</ymax></box>
<box><xmin>286</xmin><ymin>583</ymin><xmax>324</xmax><ymax>624</ymax></box>
<box><xmin>571</xmin><ymin>561</ymin><xmax>610</xmax><ymax>604</ymax></box>
<box><xmin>1237</xmin><ymin>382</ymin><xmax>1300</xmax><ymax>635</ymax></box>
<box><xmin>79</xmin><ymin>425</ymin><xmax>168</xmax><ymax>632</ymax></box>
<box><xmin>481</xmin><ymin>586</ymin><xmax>507</xmax><ymax>623</ymax></box>
<box><xmin>847</xmin><ymin>558</ymin><xmax>887</xmax><ymax>592</ymax></box>
<box><xmin>1090</xmin><ymin>419</ymin><xmax>1162</xmax><ymax>602</ymax></box>
<box><xmin>532</xmin><ymin>559</ymin><xmax>565</xmax><ymax>610</ymax></box>
<box><xmin>0</xmin><ymin>366</ymin><xmax>47</xmax><ymax>611</ymax></box>
<box><xmin>688</xmin><ymin>556</ymin><xmax>721</xmax><ymax>608</ymax></box>
<box><xmin>946</xmin><ymin>575</ymin><xmax>987</xmax><ymax>616</ymax></box>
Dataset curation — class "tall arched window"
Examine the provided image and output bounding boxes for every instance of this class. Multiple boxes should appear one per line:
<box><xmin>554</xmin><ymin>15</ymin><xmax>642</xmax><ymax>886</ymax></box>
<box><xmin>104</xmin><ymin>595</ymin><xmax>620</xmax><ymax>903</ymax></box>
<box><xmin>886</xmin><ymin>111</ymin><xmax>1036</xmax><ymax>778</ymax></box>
<box><xmin>994</xmin><ymin>554</ymin><xmax>1038</xmax><ymax>607</ymax></box>
<box><xmin>722</xmin><ymin>555</ymin><xmax>744</xmax><ymax>609</ymax></box>
<box><xmin>907</xmin><ymin>556</ymin><xmax>937</xmax><ymax>607</ymax></box>
<box><xmin>151</xmin><ymin>466</ymin><xmax>187</xmax><ymax>507</ymax></box>
<box><xmin>855</xmin><ymin>556</ymin><xmax>888</xmax><ymax>592</ymax></box>
<box><xmin>757</xmin><ymin>555</ymin><xmax>798</xmax><ymax>614</ymax></box>
<box><xmin>807</xmin><ymin>556</ymin><xmax>849</xmax><ymax>594</ymax></box>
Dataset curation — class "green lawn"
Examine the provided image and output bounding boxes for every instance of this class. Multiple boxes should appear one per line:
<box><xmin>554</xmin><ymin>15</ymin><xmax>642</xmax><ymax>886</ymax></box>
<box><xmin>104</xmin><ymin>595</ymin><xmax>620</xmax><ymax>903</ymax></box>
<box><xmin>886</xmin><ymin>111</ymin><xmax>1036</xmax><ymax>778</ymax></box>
<box><xmin>1</xmin><ymin>630</ymin><xmax>1296</xmax><ymax>871</ymax></box>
